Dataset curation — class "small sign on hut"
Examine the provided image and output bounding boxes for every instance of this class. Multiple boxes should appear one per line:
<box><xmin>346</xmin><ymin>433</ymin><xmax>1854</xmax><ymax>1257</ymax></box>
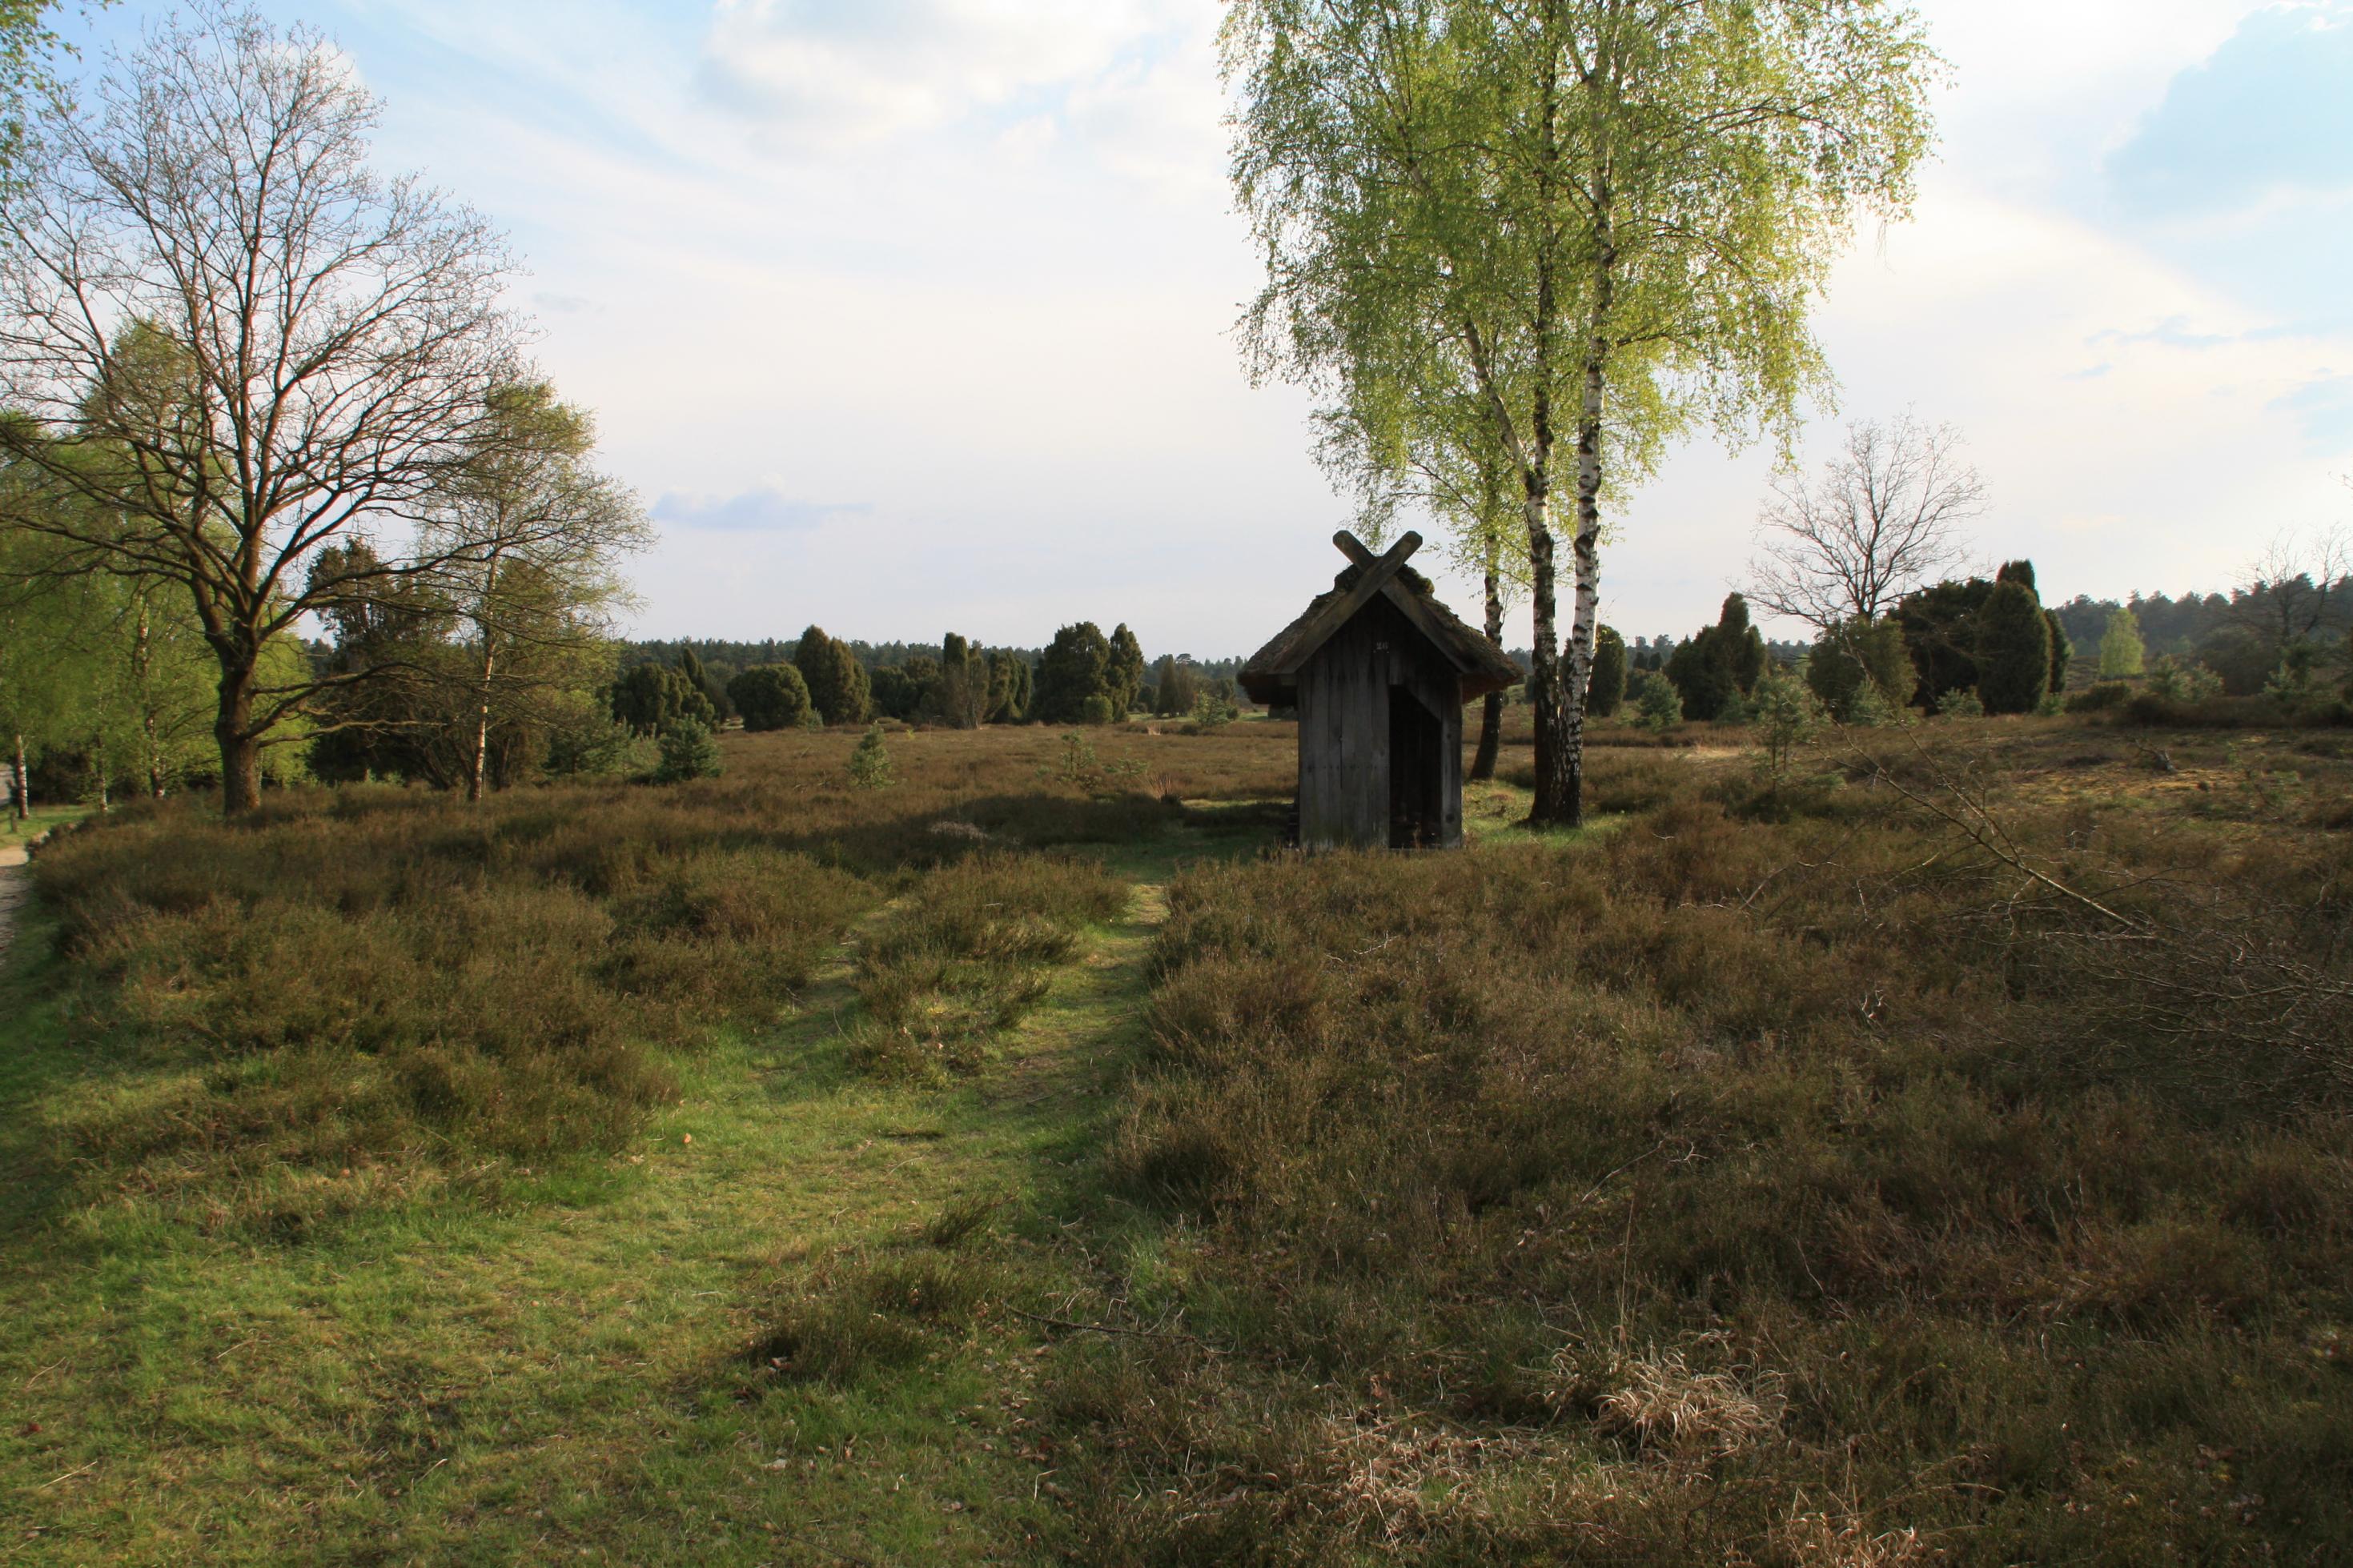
<box><xmin>1240</xmin><ymin>530</ymin><xmax>1521</xmax><ymax>851</ymax></box>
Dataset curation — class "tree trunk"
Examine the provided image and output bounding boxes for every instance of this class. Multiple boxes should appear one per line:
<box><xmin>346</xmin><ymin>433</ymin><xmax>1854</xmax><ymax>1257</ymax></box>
<box><xmin>10</xmin><ymin>733</ymin><xmax>25</xmax><ymax>824</ymax></box>
<box><xmin>215</xmin><ymin>659</ymin><xmax>262</xmax><ymax>816</ymax></box>
<box><xmin>468</xmin><ymin>641</ymin><xmax>494</xmax><ymax>804</ymax></box>
<box><xmin>1556</xmin><ymin>341</ymin><xmax>1608</xmax><ymax>829</ymax></box>
<box><xmin>468</xmin><ymin>559</ymin><xmax>500</xmax><ymax>804</ymax></box>
<box><xmin>1539</xmin><ymin>201</ymin><xmax>1620</xmax><ymax>829</ymax></box>
<box><xmin>135</xmin><ymin>598</ymin><xmax>166</xmax><ymax>798</ymax></box>
<box><xmin>1525</xmin><ymin>475</ymin><xmax>1576</xmax><ymax>824</ymax></box>
<box><xmin>1471</xmin><ymin>557</ymin><xmax>1504</xmax><ymax>783</ymax></box>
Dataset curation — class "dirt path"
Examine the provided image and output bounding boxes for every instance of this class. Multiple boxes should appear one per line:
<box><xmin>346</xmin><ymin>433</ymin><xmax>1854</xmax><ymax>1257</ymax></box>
<box><xmin>0</xmin><ymin>843</ymin><xmax>26</xmax><ymax>956</ymax></box>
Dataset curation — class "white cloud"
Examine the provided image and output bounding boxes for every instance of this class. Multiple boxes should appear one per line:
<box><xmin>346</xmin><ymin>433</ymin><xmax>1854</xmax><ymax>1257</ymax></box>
<box><xmin>1064</xmin><ymin>49</ymin><xmax>1229</xmax><ymax>203</ymax></box>
<box><xmin>698</xmin><ymin>0</ymin><xmax>1196</xmax><ymax>151</ymax></box>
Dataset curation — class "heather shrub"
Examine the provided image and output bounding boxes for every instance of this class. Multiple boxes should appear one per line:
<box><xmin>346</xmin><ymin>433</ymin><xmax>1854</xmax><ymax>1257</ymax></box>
<box><xmin>25</xmin><ymin>778</ymin><xmax>873</xmax><ymax>1227</ymax></box>
<box><xmin>1064</xmin><ymin>747</ymin><xmax>2353</xmax><ymax>1562</ymax></box>
<box><xmin>2066</xmin><ymin>680</ymin><xmax>2132</xmax><ymax>713</ymax></box>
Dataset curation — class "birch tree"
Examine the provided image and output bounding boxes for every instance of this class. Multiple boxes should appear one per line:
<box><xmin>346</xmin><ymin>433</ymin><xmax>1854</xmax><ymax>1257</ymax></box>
<box><xmin>1312</xmin><ymin>347</ymin><xmax>1528</xmax><ymax>780</ymax></box>
<box><xmin>421</xmin><ymin>383</ymin><xmax>648</xmax><ymax>802</ymax></box>
<box><xmin>0</xmin><ymin>4</ymin><xmax>527</xmax><ymax>813</ymax></box>
<box><xmin>1227</xmin><ymin>0</ymin><xmax>1939</xmax><ymax>823</ymax></box>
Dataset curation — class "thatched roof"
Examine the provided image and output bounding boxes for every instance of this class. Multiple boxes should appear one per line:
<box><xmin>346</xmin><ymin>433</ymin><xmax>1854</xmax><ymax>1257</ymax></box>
<box><xmin>1239</xmin><ymin>531</ymin><xmax>1522</xmax><ymax>706</ymax></box>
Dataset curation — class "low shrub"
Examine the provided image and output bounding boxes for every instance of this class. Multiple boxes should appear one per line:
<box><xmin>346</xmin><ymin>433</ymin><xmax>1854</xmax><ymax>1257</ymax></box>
<box><xmin>27</xmin><ymin>785</ymin><xmax>873</xmax><ymax>1226</ymax></box>
<box><xmin>2066</xmin><ymin>680</ymin><xmax>2132</xmax><ymax>712</ymax></box>
<box><xmin>1055</xmin><ymin>751</ymin><xmax>2353</xmax><ymax>1562</ymax></box>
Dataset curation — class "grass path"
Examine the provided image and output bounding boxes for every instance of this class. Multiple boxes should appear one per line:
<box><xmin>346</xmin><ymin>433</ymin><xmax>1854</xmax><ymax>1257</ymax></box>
<box><xmin>2</xmin><ymin>864</ymin><xmax>1173</xmax><ymax>1566</ymax></box>
<box><xmin>0</xmin><ymin>844</ymin><xmax>24</xmax><ymax>957</ymax></box>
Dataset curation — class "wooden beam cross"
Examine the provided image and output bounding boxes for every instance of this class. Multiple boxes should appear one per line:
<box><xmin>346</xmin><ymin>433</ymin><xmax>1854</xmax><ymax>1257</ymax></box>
<box><xmin>1271</xmin><ymin>530</ymin><xmax>1426</xmax><ymax>676</ymax></box>
<box><xmin>1332</xmin><ymin>529</ymin><xmax>1419</xmax><ymax>569</ymax></box>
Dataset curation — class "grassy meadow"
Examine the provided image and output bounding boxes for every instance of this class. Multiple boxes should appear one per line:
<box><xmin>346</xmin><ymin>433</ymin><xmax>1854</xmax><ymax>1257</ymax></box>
<box><xmin>2</xmin><ymin>712</ymin><xmax>2349</xmax><ymax>1563</ymax></box>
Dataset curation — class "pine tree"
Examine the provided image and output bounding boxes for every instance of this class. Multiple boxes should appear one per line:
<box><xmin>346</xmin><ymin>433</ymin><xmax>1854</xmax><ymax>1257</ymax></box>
<box><xmin>793</xmin><ymin>626</ymin><xmax>838</xmax><ymax>722</ymax></box>
<box><xmin>795</xmin><ymin>626</ymin><xmax>869</xmax><ymax>725</ymax></box>
<box><xmin>821</xmin><ymin>640</ymin><xmax>871</xmax><ymax>725</ymax></box>
<box><xmin>930</xmin><ymin>632</ymin><xmax>986</xmax><ymax>728</ymax></box>
<box><xmin>652</xmin><ymin>716</ymin><xmax>722</xmax><ymax>783</ymax></box>
<box><xmin>1106</xmin><ymin>624</ymin><xmax>1146</xmax><ymax>716</ymax></box>
<box><xmin>1726</xmin><ymin>596</ymin><xmax>1768</xmax><ymax>694</ymax></box>
<box><xmin>986</xmin><ymin>650</ymin><xmax>1026</xmax><ymax>722</ymax></box>
<box><xmin>1807</xmin><ymin>618</ymin><xmax>1916</xmax><ymax>722</ymax></box>
<box><xmin>1035</xmin><ymin>623</ymin><xmax>1113</xmax><ymax>724</ymax></box>
<box><xmin>1587</xmin><ymin>626</ymin><xmax>1628</xmax><ymax>717</ymax></box>
<box><xmin>679</xmin><ymin>647</ymin><xmax>730</xmax><ymax>723</ymax></box>
<box><xmin>1664</xmin><ymin>595</ymin><xmax>1759</xmax><ymax>720</ymax></box>
<box><xmin>726</xmin><ymin>664</ymin><xmax>813</xmax><ymax>732</ymax></box>
<box><xmin>1977</xmin><ymin>579</ymin><xmax>2053</xmax><ymax>714</ymax></box>
<box><xmin>848</xmin><ymin>722</ymin><xmax>893</xmax><ymax>789</ymax></box>
<box><xmin>611</xmin><ymin>662</ymin><xmax>713</xmax><ymax>736</ymax></box>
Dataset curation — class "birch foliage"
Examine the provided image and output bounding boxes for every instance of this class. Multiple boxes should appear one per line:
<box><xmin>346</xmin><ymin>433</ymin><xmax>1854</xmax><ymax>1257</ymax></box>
<box><xmin>1227</xmin><ymin>0</ymin><xmax>1940</xmax><ymax>822</ymax></box>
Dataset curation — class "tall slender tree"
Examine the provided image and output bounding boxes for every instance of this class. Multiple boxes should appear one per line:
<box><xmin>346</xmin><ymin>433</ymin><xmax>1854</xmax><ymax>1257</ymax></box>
<box><xmin>420</xmin><ymin>383</ymin><xmax>648</xmax><ymax>802</ymax></box>
<box><xmin>1227</xmin><ymin>0</ymin><xmax>1937</xmax><ymax>822</ymax></box>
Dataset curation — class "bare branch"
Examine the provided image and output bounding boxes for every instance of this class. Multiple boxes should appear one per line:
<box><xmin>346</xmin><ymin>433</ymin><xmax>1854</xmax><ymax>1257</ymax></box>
<box><xmin>1748</xmin><ymin>413</ymin><xmax>1982</xmax><ymax>632</ymax></box>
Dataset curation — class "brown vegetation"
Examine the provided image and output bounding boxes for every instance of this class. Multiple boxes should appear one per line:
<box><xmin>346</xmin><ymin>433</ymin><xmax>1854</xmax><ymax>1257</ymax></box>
<box><xmin>1046</xmin><ymin>724</ymin><xmax>2353</xmax><ymax>1563</ymax></box>
<box><xmin>18</xmin><ymin>724</ymin><xmax>1269</xmax><ymax>1234</ymax></box>
<box><xmin>8</xmin><ymin>712</ymin><xmax>2351</xmax><ymax>1563</ymax></box>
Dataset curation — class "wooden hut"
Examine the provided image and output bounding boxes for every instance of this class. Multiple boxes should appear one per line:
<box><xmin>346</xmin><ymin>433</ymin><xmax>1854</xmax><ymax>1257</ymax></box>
<box><xmin>1240</xmin><ymin>530</ymin><xmax>1521</xmax><ymax>850</ymax></box>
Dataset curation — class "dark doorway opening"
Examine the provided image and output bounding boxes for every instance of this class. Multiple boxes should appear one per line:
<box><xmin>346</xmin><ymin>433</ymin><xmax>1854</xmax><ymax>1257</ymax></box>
<box><xmin>1387</xmin><ymin>684</ymin><xmax>1444</xmax><ymax>848</ymax></box>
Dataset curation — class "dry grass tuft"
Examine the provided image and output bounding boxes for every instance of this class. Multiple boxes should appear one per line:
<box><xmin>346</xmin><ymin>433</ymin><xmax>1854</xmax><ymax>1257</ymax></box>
<box><xmin>1592</xmin><ymin>1345</ymin><xmax>1785</xmax><ymax>1458</ymax></box>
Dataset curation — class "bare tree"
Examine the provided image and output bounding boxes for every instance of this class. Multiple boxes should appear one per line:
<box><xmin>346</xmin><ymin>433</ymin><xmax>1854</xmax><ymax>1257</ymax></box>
<box><xmin>2233</xmin><ymin>523</ymin><xmax>2351</xmax><ymax>652</ymax></box>
<box><xmin>1748</xmin><ymin>415</ymin><xmax>1984</xmax><ymax>632</ymax></box>
<box><xmin>0</xmin><ymin>4</ymin><xmax>528</xmax><ymax>812</ymax></box>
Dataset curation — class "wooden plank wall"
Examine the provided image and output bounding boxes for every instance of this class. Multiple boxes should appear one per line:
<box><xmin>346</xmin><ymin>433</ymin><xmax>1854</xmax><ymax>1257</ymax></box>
<box><xmin>1297</xmin><ymin>596</ymin><xmax>1466</xmax><ymax>850</ymax></box>
<box><xmin>1298</xmin><ymin>605</ymin><xmax>1391</xmax><ymax>849</ymax></box>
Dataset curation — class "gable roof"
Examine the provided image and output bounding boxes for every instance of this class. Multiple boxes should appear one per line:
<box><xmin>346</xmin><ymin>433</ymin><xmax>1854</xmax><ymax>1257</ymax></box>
<box><xmin>1239</xmin><ymin>531</ymin><xmax>1523</xmax><ymax>706</ymax></box>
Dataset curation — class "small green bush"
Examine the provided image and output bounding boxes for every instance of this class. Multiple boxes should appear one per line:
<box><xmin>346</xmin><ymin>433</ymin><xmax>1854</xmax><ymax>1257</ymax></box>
<box><xmin>1750</xmin><ymin>668</ymin><xmax>1823</xmax><ymax>778</ymax></box>
<box><xmin>848</xmin><ymin>723</ymin><xmax>893</xmax><ymax>789</ymax></box>
<box><xmin>1935</xmin><ymin>686</ymin><xmax>1985</xmax><ymax>720</ymax></box>
<box><xmin>2147</xmin><ymin>654</ymin><xmax>2224</xmax><ymax>703</ymax></box>
<box><xmin>1189</xmin><ymin>688</ymin><xmax>1240</xmax><ymax>732</ymax></box>
<box><xmin>652</xmin><ymin>718</ymin><xmax>722</xmax><ymax>783</ymax></box>
<box><xmin>1631</xmin><ymin>670</ymin><xmax>1683</xmax><ymax>731</ymax></box>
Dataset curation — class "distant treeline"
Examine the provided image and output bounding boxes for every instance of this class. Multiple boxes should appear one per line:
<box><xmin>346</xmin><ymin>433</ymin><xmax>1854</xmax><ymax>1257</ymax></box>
<box><xmin>2046</xmin><ymin>581</ymin><xmax>2353</xmax><ymax>664</ymax></box>
<box><xmin>622</xmin><ymin>637</ymin><xmax>1245</xmax><ymax>685</ymax></box>
<box><xmin>612</xmin><ymin>628</ymin><xmax>1247</xmax><ymax>736</ymax></box>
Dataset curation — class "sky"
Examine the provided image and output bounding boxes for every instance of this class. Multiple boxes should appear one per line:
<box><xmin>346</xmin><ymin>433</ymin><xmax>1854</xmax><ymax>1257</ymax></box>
<box><xmin>54</xmin><ymin>0</ymin><xmax>2353</xmax><ymax>655</ymax></box>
